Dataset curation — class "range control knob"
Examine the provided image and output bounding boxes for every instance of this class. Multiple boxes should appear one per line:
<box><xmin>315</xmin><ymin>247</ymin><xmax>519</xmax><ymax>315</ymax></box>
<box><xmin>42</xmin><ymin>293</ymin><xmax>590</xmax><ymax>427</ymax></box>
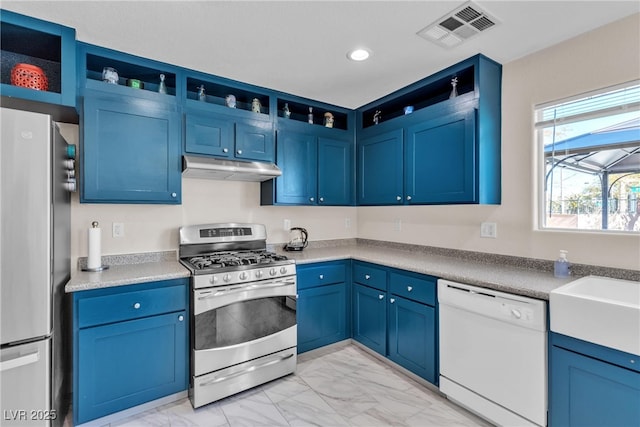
<box><xmin>255</xmin><ymin>270</ymin><xmax>264</xmax><ymax>279</ymax></box>
<box><xmin>239</xmin><ymin>272</ymin><xmax>248</xmax><ymax>280</ymax></box>
<box><xmin>223</xmin><ymin>274</ymin><xmax>231</xmax><ymax>282</ymax></box>
<box><xmin>280</xmin><ymin>266</ymin><xmax>288</xmax><ymax>275</ymax></box>
<box><xmin>269</xmin><ymin>268</ymin><xmax>277</xmax><ymax>276</ymax></box>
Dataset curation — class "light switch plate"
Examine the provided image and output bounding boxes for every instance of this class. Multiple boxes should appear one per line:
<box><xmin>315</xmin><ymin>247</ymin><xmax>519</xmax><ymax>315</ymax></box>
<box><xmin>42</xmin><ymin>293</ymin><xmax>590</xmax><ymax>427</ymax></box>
<box><xmin>112</xmin><ymin>222</ymin><xmax>125</xmax><ymax>238</ymax></box>
<box><xmin>480</xmin><ymin>222</ymin><xmax>497</xmax><ymax>238</ymax></box>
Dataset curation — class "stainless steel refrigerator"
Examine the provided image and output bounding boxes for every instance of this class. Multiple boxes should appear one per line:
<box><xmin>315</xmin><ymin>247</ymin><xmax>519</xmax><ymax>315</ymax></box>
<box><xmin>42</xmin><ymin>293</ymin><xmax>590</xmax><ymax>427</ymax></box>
<box><xmin>1</xmin><ymin>107</ymin><xmax>72</xmax><ymax>426</ymax></box>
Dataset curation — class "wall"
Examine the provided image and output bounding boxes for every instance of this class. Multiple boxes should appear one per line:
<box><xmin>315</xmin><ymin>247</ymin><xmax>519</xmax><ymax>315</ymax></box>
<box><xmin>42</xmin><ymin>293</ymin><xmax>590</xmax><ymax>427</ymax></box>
<box><xmin>358</xmin><ymin>13</ymin><xmax>640</xmax><ymax>270</ymax></box>
<box><xmin>63</xmin><ymin>14</ymin><xmax>640</xmax><ymax>271</ymax></box>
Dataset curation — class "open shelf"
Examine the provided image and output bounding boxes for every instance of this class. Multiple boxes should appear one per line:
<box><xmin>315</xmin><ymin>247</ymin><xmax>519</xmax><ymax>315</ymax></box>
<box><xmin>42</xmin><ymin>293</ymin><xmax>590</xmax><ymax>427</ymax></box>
<box><xmin>185</xmin><ymin>77</ymin><xmax>270</xmax><ymax>116</ymax></box>
<box><xmin>1</xmin><ymin>21</ymin><xmax>62</xmax><ymax>94</ymax></box>
<box><xmin>276</xmin><ymin>98</ymin><xmax>349</xmax><ymax>130</ymax></box>
<box><xmin>85</xmin><ymin>53</ymin><xmax>177</xmax><ymax>96</ymax></box>
<box><xmin>361</xmin><ymin>66</ymin><xmax>474</xmax><ymax>128</ymax></box>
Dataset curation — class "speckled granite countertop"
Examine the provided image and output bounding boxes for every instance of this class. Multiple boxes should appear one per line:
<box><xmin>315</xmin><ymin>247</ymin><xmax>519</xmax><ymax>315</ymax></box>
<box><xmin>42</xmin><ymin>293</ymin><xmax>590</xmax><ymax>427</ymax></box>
<box><xmin>275</xmin><ymin>240</ymin><xmax>639</xmax><ymax>300</ymax></box>
<box><xmin>66</xmin><ymin>242</ymin><xmax>638</xmax><ymax>299</ymax></box>
<box><xmin>65</xmin><ymin>251</ymin><xmax>190</xmax><ymax>293</ymax></box>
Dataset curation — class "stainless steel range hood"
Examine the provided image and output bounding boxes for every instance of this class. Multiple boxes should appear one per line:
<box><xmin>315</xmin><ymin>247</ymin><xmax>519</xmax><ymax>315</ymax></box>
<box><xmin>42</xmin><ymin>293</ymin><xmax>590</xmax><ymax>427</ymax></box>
<box><xmin>182</xmin><ymin>155</ymin><xmax>281</xmax><ymax>182</ymax></box>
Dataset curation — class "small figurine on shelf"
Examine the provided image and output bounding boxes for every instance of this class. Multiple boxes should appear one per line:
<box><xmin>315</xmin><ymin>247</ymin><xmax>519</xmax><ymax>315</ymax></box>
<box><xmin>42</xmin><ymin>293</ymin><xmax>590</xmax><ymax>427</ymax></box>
<box><xmin>283</xmin><ymin>103</ymin><xmax>291</xmax><ymax>119</ymax></box>
<box><xmin>102</xmin><ymin>67</ymin><xmax>118</xmax><ymax>84</ymax></box>
<box><xmin>225</xmin><ymin>94</ymin><xmax>236</xmax><ymax>108</ymax></box>
<box><xmin>450</xmin><ymin>76</ymin><xmax>458</xmax><ymax>99</ymax></box>
<box><xmin>373</xmin><ymin>110</ymin><xmax>382</xmax><ymax>125</ymax></box>
<box><xmin>197</xmin><ymin>85</ymin><xmax>206</xmax><ymax>101</ymax></box>
<box><xmin>324</xmin><ymin>112</ymin><xmax>334</xmax><ymax>128</ymax></box>
<box><xmin>158</xmin><ymin>74</ymin><xmax>167</xmax><ymax>94</ymax></box>
<box><xmin>308</xmin><ymin>107</ymin><xmax>314</xmax><ymax>124</ymax></box>
<box><xmin>252</xmin><ymin>98</ymin><xmax>262</xmax><ymax>113</ymax></box>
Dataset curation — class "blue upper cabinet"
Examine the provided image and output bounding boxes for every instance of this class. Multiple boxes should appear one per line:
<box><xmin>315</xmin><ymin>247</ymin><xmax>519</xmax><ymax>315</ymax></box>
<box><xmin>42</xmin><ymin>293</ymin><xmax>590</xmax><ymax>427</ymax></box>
<box><xmin>78</xmin><ymin>43</ymin><xmax>183</xmax><ymax>204</ymax></box>
<box><xmin>183</xmin><ymin>74</ymin><xmax>274</xmax><ymax>163</ymax></box>
<box><xmin>357</xmin><ymin>129</ymin><xmax>404</xmax><ymax>205</ymax></box>
<box><xmin>356</xmin><ymin>54</ymin><xmax>501</xmax><ymax>205</ymax></box>
<box><xmin>261</xmin><ymin>97</ymin><xmax>355</xmax><ymax>206</ymax></box>
<box><xmin>405</xmin><ymin>108</ymin><xmax>476</xmax><ymax>204</ymax></box>
<box><xmin>0</xmin><ymin>9</ymin><xmax>76</xmax><ymax>107</ymax></box>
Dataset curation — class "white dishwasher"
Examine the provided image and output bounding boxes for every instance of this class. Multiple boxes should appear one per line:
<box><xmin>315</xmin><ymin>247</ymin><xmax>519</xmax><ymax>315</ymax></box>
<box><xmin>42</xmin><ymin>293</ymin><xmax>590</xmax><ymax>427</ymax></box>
<box><xmin>438</xmin><ymin>279</ymin><xmax>548</xmax><ymax>427</ymax></box>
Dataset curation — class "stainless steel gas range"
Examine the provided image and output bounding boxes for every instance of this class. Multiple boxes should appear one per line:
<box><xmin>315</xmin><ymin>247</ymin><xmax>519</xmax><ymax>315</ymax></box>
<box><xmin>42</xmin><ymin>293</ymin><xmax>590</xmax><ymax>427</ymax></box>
<box><xmin>179</xmin><ymin>223</ymin><xmax>297</xmax><ymax>408</ymax></box>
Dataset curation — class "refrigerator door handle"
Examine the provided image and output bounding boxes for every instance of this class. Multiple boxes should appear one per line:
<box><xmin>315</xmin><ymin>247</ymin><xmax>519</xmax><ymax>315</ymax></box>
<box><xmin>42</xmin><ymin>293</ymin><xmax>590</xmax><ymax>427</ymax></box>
<box><xmin>0</xmin><ymin>351</ymin><xmax>40</xmax><ymax>372</ymax></box>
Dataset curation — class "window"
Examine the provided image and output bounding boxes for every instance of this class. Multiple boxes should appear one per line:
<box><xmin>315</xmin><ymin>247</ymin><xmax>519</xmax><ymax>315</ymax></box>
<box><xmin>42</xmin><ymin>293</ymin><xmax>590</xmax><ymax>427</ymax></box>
<box><xmin>536</xmin><ymin>82</ymin><xmax>640</xmax><ymax>232</ymax></box>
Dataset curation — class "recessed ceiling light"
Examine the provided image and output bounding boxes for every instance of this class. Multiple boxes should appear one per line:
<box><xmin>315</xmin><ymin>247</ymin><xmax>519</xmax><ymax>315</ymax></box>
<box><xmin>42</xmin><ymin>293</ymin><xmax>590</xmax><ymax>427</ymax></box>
<box><xmin>347</xmin><ymin>48</ymin><xmax>371</xmax><ymax>61</ymax></box>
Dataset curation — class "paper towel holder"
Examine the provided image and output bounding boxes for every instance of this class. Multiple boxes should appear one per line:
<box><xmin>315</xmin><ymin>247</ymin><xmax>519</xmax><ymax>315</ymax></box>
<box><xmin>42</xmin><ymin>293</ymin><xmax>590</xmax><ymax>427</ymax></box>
<box><xmin>81</xmin><ymin>221</ymin><xmax>110</xmax><ymax>272</ymax></box>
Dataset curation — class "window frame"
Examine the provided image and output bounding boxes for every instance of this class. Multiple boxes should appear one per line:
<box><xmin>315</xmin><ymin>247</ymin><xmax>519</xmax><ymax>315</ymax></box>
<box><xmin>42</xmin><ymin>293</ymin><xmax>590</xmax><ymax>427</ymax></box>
<box><xmin>534</xmin><ymin>80</ymin><xmax>640</xmax><ymax>234</ymax></box>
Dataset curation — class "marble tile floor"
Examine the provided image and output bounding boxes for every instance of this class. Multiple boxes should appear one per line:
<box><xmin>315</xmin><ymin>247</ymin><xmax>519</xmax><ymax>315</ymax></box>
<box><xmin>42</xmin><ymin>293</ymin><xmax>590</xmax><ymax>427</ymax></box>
<box><xmin>88</xmin><ymin>344</ymin><xmax>492</xmax><ymax>427</ymax></box>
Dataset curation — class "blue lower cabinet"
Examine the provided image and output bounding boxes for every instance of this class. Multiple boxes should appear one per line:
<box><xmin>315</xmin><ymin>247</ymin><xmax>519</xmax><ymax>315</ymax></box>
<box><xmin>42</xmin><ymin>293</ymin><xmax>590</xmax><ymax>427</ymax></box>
<box><xmin>388</xmin><ymin>295</ymin><xmax>436</xmax><ymax>383</ymax></box>
<box><xmin>296</xmin><ymin>261</ymin><xmax>349</xmax><ymax>353</ymax></box>
<box><xmin>73</xmin><ymin>279</ymin><xmax>189</xmax><ymax>425</ymax></box>
<box><xmin>77</xmin><ymin>312</ymin><xmax>187</xmax><ymax>423</ymax></box>
<box><xmin>298</xmin><ymin>283</ymin><xmax>347</xmax><ymax>353</ymax></box>
<box><xmin>352</xmin><ymin>283</ymin><xmax>387</xmax><ymax>355</ymax></box>
<box><xmin>550</xmin><ymin>333</ymin><xmax>640</xmax><ymax>427</ymax></box>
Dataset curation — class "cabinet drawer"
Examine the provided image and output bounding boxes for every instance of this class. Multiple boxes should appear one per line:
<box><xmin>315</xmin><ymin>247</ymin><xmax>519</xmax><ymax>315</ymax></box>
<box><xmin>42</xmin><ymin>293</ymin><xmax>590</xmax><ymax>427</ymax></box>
<box><xmin>297</xmin><ymin>262</ymin><xmax>346</xmax><ymax>290</ymax></box>
<box><xmin>353</xmin><ymin>262</ymin><xmax>386</xmax><ymax>291</ymax></box>
<box><xmin>389</xmin><ymin>272</ymin><xmax>435</xmax><ymax>305</ymax></box>
<box><xmin>78</xmin><ymin>285</ymin><xmax>186</xmax><ymax>328</ymax></box>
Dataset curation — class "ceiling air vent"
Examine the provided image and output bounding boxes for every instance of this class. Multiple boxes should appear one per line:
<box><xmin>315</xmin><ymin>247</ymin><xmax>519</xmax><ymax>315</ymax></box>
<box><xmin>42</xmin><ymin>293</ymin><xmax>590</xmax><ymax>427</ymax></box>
<box><xmin>417</xmin><ymin>1</ymin><xmax>499</xmax><ymax>48</ymax></box>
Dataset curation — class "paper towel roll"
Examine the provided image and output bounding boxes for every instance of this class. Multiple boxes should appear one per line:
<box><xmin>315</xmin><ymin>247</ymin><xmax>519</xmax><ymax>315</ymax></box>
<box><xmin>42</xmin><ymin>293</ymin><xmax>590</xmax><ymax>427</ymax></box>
<box><xmin>87</xmin><ymin>222</ymin><xmax>102</xmax><ymax>269</ymax></box>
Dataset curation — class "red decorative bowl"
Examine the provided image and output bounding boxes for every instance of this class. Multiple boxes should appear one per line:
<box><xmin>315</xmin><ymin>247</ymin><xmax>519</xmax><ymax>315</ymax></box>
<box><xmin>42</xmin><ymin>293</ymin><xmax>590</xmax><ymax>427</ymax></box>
<box><xmin>11</xmin><ymin>63</ymin><xmax>49</xmax><ymax>91</ymax></box>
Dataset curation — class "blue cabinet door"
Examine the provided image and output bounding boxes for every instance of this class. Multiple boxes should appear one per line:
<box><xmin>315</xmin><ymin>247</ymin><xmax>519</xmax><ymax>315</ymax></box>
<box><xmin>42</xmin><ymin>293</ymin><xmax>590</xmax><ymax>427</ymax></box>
<box><xmin>405</xmin><ymin>109</ymin><xmax>476</xmax><ymax>204</ymax></box>
<box><xmin>82</xmin><ymin>92</ymin><xmax>181</xmax><ymax>203</ymax></box>
<box><xmin>236</xmin><ymin>120</ymin><xmax>275</xmax><ymax>162</ymax></box>
<box><xmin>318</xmin><ymin>136</ymin><xmax>353</xmax><ymax>205</ymax></box>
<box><xmin>297</xmin><ymin>283</ymin><xmax>348</xmax><ymax>353</ymax></box>
<box><xmin>184</xmin><ymin>111</ymin><xmax>234</xmax><ymax>157</ymax></box>
<box><xmin>550</xmin><ymin>344</ymin><xmax>640</xmax><ymax>427</ymax></box>
<box><xmin>275</xmin><ymin>129</ymin><xmax>317</xmax><ymax>204</ymax></box>
<box><xmin>76</xmin><ymin>311</ymin><xmax>187</xmax><ymax>424</ymax></box>
<box><xmin>388</xmin><ymin>295</ymin><xmax>436</xmax><ymax>383</ymax></box>
<box><xmin>357</xmin><ymin>129</ymin><xmax>404</xmax><ymax>205</ymax></box>
<box><xmin>352</xmin><ymin>283</ymin><xmax>387</xmax><ymax>355</ymax></box>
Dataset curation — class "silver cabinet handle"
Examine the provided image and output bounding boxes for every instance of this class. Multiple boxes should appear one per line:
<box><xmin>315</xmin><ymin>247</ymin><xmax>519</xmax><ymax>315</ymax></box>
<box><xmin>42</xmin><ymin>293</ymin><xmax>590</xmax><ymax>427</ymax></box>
<box><xmin>171</xmin><ymin>192</ymin><xmax>177</xmax><ymax>198</ymax></box>
<box><xmin>365</xmin><ymin>274</ymin><xmax>371</xmax><ymax>280</ymax></box>
<box><xmin>407</xmin><ymin>286</ymin><xmax>413</xmax><ymax>292</ymax></box>
<box><xmin>378</xmin><ymin>294</ymin><xmax>384</xmax><ymax>300</ymax></box>
<box><xmin>237</xmin><ymin>149</ymin><xmax>243</xmax><ymax>155</ymax></box>
<box><xmin>0</xmin><ymin>352</ymin><xmax>39</xmax><ymax>372</ymax></box>
<box><xmin>396</xmin><ymin>196</ymin><xmax>402</xmax><ymax>201</ymax></box>
<box><xmin>406</xmin><ymin>195</ymin><xmax>412</xmax><ymax>201</ymax></box>
<box><xmin>309</xmin><ymin>197</ymin><xmax>315</xmax><ymax>202</ymax></box>
<box><xmin>390</xmin><ymin>298</ymin><xmax>395</xmax><ymax>303</ymax></box>
<box><xmin>319</xmin><ymin>274</ymin><xmax>324</xmax><ymax>279</ymax></box>
<box><xmin>222</xmin><ymin>148</ymin><xmax>229</xmax><ymax>153</ymax></box>
<box><xmin>319</xmin><ymin>197</ymin><xmax>324</xmax><ymax>202</ymax></box>
<box><xmin>178</xmin><ymin>315</ymin><xmax>184</xmax><ymax>322</ymax></box>
<box><xmin>133</xmin><ymin>302</ymin><xmax>141</xmax><ymax>309</ymax></box>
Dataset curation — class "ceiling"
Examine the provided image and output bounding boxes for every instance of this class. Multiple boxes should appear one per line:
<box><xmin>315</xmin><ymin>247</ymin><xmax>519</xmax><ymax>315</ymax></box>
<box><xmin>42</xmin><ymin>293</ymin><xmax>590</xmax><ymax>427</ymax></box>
<box><xmin>3</xmin><ymin>1</ymin><xmax>639</xmax><ymax>109</ymax></box>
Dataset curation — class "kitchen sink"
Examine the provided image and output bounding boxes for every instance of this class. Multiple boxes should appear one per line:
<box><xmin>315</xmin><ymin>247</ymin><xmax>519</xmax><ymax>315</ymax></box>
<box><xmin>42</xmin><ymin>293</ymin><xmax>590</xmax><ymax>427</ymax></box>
<box><xmin>550</xmin><ymin>276</ymin><xmax>640</xmax><ymax>355</ymax></box>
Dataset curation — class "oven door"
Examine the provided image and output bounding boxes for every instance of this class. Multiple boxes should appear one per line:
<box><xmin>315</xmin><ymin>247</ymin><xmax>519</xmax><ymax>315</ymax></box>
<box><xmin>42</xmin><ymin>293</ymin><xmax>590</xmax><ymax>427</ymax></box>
<box><xmin>192</xmin><ymin>277</ymin><xmax>297</xmax><ymax>376</ymax></box>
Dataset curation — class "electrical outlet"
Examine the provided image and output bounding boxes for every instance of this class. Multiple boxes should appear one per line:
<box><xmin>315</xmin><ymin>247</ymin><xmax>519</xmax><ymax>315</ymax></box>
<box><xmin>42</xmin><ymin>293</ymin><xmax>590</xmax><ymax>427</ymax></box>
<box><xmin>283</xmin><ymin>219</ymin><xmax>291</xmax><ymax>231</ymax></box>
<box><xmin>112</xmin><ymin>222</ymin><xmax>125</xmax><ymax>238</ymax></box>
<box><xmin>345</xmin><ymin>218</ymin><xmax>351</xmax><ymax>229</ymax></box>
<box><xmin>480</xmin><ymin>222</ymin><xmax>497</xmax><ymax>238</ymax></box>
<box><xmin>393</xmin><ymin>219</ymin><xmax>402</xmax><ymax>232</ymax></box>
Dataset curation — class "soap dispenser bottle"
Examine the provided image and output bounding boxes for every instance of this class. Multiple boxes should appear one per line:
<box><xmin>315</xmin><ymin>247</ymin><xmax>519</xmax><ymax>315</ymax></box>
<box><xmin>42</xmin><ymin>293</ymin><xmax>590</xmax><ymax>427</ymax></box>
<box><xmin>554</xmin><ymin>250</ymin><xmax>571</xmax><ymax>278</ymax></box>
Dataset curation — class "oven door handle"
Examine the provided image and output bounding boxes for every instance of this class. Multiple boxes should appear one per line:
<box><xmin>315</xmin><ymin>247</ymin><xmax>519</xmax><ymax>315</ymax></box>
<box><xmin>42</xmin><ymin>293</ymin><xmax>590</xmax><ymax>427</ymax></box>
<box><xmin>198</xmin><ymin>352</ymin><xmax>295</xmax><ymax>387</ymax></box>
<box><xmin>197</xmin><ymin>279</ymin><xmax>295</xmax><ymax>300</ymax></box>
